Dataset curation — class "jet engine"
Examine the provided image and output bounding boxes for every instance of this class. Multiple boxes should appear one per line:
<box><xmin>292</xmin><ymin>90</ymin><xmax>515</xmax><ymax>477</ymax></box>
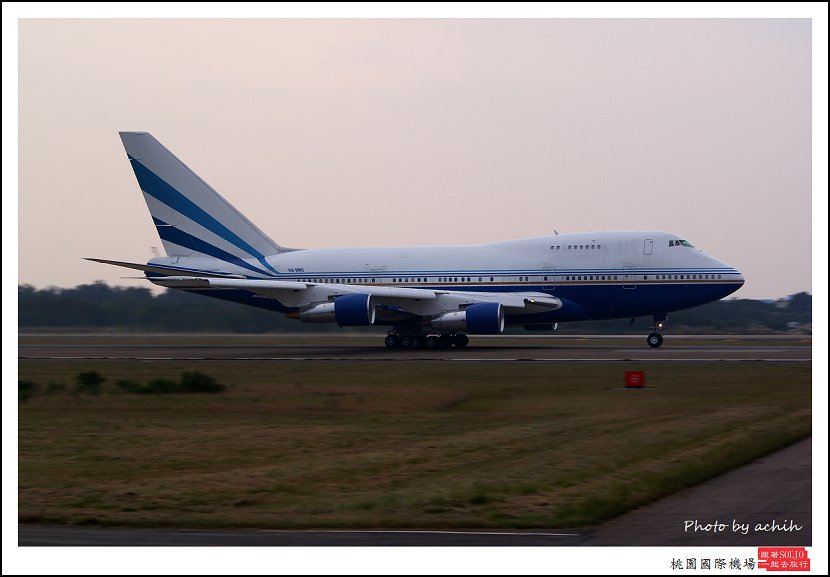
<box><xmin>429</xmin><ymin>302</ymin><xmax>505</xmax><ymax>334</ymax></box>
<box><xmin>298</xmin><ymin>294</ymin><xmax>376</xmax><ymax>326</ymax></box>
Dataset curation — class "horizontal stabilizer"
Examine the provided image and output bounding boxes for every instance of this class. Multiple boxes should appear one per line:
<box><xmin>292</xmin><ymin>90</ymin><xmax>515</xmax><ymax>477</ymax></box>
<box><xmin>85</xmin><ymin>258</ymin><xmax>247</xmax><ymax>279</ymax></box>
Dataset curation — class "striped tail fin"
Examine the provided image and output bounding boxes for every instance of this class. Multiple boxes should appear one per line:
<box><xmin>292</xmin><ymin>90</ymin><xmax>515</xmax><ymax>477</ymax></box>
<box><xmin>119</xmin><ymin>132</ymin><xmax>284</xmax><ymax>275</ymax></box>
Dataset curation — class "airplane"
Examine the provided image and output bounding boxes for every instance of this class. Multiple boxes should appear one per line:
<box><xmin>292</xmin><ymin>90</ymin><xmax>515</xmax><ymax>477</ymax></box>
<box><xmin>89</xmin><ymin>132</ymin><xmax>745</xmax><ymax>349</ymax></box>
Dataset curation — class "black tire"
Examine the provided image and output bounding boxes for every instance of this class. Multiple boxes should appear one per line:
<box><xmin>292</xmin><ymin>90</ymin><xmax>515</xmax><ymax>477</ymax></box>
<box><xmin>410</xmin><ymin>336</ymin><xmax>422</xmax><ymax>349</ymax></box>
<box><xmin>425</xmin><ymin>336</ymin><xmax>439</xmax><ymax>349</ymax></box>
<box><xmin>384</xmin><ymin>335</ymin><xmax>399</xmax><ymax>348</ymax></box>
<box><xmin>454</xmin><ymin>334</ymin><xmax>469</xmax><ymax>349</ymax></box>
<box><xmin>400</xmin><ymin>336</ymin><xmax>411</xmax><ymax>347</ymax></box>
<box><xmin>647</xmin><ymin>333</ymin><xmax>664</xmax><ymax>348</ymax></box>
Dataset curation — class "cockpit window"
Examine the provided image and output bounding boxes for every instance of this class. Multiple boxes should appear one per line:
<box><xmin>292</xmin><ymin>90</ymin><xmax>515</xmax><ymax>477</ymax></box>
<box><xmin>670</xmin><ymin>239</ymin><xmax>694</xmax><ymax>247</ymax></box>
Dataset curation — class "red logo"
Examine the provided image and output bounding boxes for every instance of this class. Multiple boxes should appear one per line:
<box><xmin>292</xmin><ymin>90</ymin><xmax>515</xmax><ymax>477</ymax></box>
<box><xmin>758</xmin><ymin>547</ymin><xmax>810</xmax><ymax>571</ymax></box>
<box><xmin>625</xmin><ymin>371</ymin><xmax>645</xmax><ymax>387</ymax></box>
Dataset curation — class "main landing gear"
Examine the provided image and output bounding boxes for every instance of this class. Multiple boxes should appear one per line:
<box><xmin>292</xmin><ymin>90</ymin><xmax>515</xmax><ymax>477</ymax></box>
<box><xmin>384</xmin><ymin>331</ymin><xmax>469</xmax><ymax>350</ymax></box>
<box><xmin>647</xmin><ymin>313</ymin><xmax>667</xmax><ymax>348</ymax></box>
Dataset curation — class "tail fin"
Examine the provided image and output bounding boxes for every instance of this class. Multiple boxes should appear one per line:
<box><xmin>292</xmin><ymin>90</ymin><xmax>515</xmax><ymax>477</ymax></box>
<box><xmin>119</xmin><ymin>132</ymin><xmax>286</xmax><ymax>273</ymax></box>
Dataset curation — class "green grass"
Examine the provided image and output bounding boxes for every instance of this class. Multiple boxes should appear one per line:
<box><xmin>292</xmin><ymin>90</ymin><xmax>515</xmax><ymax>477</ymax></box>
<box><xmin>18</xmin><ymin>360</ymin><xmax>811</xmax><ymax>529</ymax></box>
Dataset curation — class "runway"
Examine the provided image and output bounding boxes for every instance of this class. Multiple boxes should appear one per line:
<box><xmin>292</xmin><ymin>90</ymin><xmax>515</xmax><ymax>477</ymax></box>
<box><xmin>18</xmin><ymin>437</ymin><xmax>812</xmax><ymax>546</ymax></box>
<box><xmin>18</xmin><ymin>334</ymin><xmax>811</xmax><ymax>363</ymax></box>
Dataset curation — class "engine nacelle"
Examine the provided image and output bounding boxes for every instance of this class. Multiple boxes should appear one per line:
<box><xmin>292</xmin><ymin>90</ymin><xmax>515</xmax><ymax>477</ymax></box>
<box><xmin>429</xmin><ymin>310</ymin><xmax>468</xmax><ymax>332</ymax></box>
<box><xmin>334</xmin><ymin>293</ymin><xmax>376</xmax><ymax>326</ymax></box>
<box><xmin>298</xmin><ymin>294</ymin><xmax>376</xmax><ymax>326</ymax></box>
<box><xmin>298</xmin><ymin>302</ymin><xmax>335</xmax><ymax>323</ymax></box>
<box><xmin>430</xmin><ymin>302</ymin><xmax>505</xmax><ymax>334</ymax></box>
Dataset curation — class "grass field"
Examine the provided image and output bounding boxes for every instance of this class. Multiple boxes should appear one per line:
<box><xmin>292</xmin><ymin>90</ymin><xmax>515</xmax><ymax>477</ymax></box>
<box><xmin>18</xmin><ymin>360</ymin><xmax>811</xmax><ymax>529</ymax></box>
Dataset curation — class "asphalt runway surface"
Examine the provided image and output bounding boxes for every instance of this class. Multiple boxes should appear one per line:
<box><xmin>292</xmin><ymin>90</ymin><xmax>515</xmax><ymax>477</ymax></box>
<box><xmin>18</xmin><ymin>334</ymin><xmax>811</xmax><ymax>363</ymax></box>
<box><xmin>18</xmin><ymin>438</ymin><xmax>811</xmax><ymax>546</ymax></box>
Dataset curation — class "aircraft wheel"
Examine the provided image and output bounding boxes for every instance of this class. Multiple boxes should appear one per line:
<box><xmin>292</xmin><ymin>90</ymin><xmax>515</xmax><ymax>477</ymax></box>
<box><xmin>454</xmin><ymin>334</ymin><xmax>469</xmax><ymax>349</ymax></box>
<box><xmin>424</xmin><ymin>336</ymin><xmax>439</xmax><ymax>349</ymax></box>
<box><xmin>410</xmin><ymin>336</ymin><xmax>422</xmax><ymax>349</ymax></box>
<box><xmin>647</xmin><ymin>333</ymin><xmax>664</xmax><ymax>348</ymax></box>
<box><xmin>384</xmin><ymin>335</ymin><xmax>399</xmax><ymax>348</ymax></box>
<box><xmin>400</xmin><ymin>336</ymin><xmax>411</xmax><ymax>347</ymax></box>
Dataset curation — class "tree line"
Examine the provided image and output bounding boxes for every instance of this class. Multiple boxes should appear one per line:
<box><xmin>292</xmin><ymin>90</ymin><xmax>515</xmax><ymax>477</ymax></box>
<box><xmin>18</xmin><ymin>282</ymin><xmax>811</xmax><ymax>334</ymax></box>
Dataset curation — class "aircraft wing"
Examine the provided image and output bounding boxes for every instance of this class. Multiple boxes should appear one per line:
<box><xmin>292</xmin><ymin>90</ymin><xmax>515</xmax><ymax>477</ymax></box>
<box><xmin>149</xmin><ymin>276</ymin><xmax>561</xmax><ymax>316</ymax></box>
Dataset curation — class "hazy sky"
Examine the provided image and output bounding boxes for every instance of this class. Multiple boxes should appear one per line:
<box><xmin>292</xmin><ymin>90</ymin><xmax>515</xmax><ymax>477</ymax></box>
<box><xmin>14</xmin><ymin>18</ymin><xmax>816</xmax><ymax>299</ymax></box>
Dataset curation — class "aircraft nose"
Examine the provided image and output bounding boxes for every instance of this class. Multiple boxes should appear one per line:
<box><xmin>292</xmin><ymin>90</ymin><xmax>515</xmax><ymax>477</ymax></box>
<box><xmin>709</xmin><ymin>254</ymin><xmax>744</xmax><ymax>294</ymax></box>
<box><xmin>724</xmin><ymin>262</ymin><xmax>745</xmax><ymax>294</ymax></box>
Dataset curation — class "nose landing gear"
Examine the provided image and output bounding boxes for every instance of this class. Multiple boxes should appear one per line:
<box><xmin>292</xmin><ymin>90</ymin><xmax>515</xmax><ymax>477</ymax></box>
<box><xmin>647</xmin><ymin>332</ymin><xmax>664</xmax><ymax>348</ymax></box>
<box><xmin>647</xmin><ymin>314</ymin><xmax>667</xmax><ymax>348</ymax></box>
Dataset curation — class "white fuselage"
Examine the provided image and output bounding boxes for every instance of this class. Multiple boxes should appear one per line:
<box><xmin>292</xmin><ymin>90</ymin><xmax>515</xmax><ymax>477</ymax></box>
<box><xmin>148</xmin><ymin>231</ymin><xmax>743</xmax><ymax>323</ymax></box>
